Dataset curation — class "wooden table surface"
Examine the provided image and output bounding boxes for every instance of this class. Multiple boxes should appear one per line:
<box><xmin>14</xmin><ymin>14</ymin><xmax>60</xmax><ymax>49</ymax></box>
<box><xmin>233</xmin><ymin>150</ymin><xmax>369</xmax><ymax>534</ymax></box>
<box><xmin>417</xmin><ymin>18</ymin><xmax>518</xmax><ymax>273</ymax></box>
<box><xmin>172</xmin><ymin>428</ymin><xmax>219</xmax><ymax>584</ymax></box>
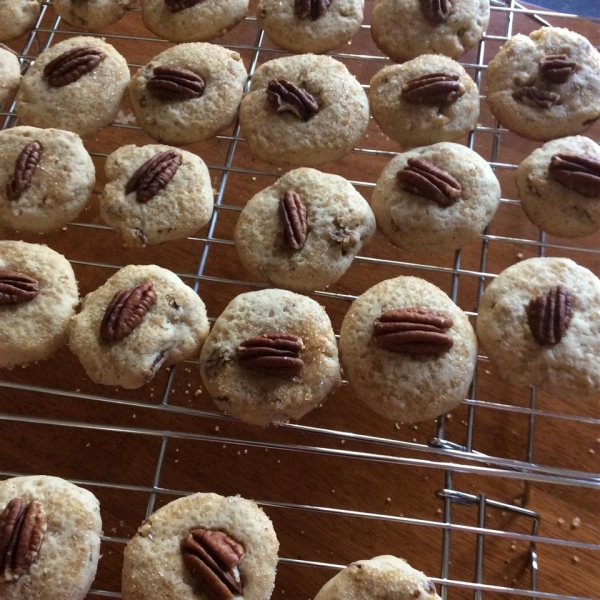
<box><xmin>0</xmin><ymin>2</ymin><xmax>599</xmax><ymax>599</ymax></box>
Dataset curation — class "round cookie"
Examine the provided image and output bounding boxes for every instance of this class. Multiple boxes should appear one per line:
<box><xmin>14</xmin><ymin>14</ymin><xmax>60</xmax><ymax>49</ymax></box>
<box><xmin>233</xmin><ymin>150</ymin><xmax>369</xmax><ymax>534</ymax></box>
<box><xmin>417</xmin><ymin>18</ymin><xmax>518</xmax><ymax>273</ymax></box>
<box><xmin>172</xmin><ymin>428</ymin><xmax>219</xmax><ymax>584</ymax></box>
<box><xmin>369</xmin><ymin>55</ymin><xmax>480</xmax><ymax>148</ymax></box>
<box><xmin>372</xmin><ymin>142</ymin><xmax>501</xmax><ymax>255</ymax></box>
<box><xmin>486</xmin><ymin>27</ymin><xmax>600</xmax><ymax>141</ymax></box>
<box><xmin>0</xmin><ymin>0</ymin><xmax>42</xmax><ymax>42</ymax></box>
<box><xmin>122</xmin><ymin>492</ymin><xmax>278</xmax><ymax>600</ymax></box>
<box><xmin>0</xmin><ymin>45</ymin><xmax>21</xmax><ymax>105</ymax></box>
<box><xmin>199</xmin><ymin>288</ymin><xmax>342</xmax><ymax>426</ymax></box>
<box><xmin>476</xmin><ymin>257</ymin><xmax>600</xmax><ymax>401</ymax></box>
<box><xmin>257</xmin><ymin>0</ymin><xmax>363</xmax><ymax>54</ymax></box>
<box><xmin>314</xmin><ymin>556</ymin><xmax>441</xmax><ymax>600</ymax></box>
<box><xmin>339</xmin><ymin>276</ymin><xmax>477</xmax><ymax>423</ymax></box>
<box><xmin>0</xmin><ymin>241</ymin><xmax>79</xmax><ymax>369</ymax></box>
<box><xmin>0</xmin><ymin>475</ymin><xmax>102</xmax><ymax>600</ymax></box>
<box><xmin>234</xmin><ymin>168</ymin><xmax>375</xmax><ymax>293</ymax></box>
<box><xmin>100</xmin><ymin>144</ymin><xmax>214</xmax><ymax>246</ymax></box>
<box><xmin>371</xmin><ymin>0</ymin><xmax>490</xmax><ymax>62</ymax></box>
<box><xmin>141</xmin><ymin>0</ymin><xmax>248</xmax><ymax>43</ymax></box>
<box><xmin>15</xmin><ymin>36</ymin><xmax>130</xmax><ymax>140</ymax></box>
<box><xmin>0</xmin><ymin>126</ymin><xmax>95</xmax><ymax>233</ymax></box>
<box><xmin>52</xmin><ymin>0</ymin><xmax>130</xmax><ymax>31</ymax></box>
<box><xmin>128</xmin><ymin>43</ymin><xmax>247</xmax><ymax>145</ymax></box>
<box><xmin>239</xmin><ymin>54</ymin><xmax>369</xmax><ymax>166</ymax></box>
<box><xmin>516</xmin><ymin>136</ymin><xmax>600</xmax><ymax>238</ymax></box>
<box><xmin>68</xmin><ymin>264</ymin><xmax>210</xmax><ymax>389</ymax></box>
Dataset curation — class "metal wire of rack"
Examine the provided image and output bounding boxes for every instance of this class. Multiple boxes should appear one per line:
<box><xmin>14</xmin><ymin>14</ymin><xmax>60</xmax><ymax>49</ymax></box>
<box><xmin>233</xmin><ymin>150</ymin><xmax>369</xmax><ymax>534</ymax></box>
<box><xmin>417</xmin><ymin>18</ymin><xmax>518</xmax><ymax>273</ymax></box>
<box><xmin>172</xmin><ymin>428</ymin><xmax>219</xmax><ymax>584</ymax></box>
<box><xmin>0</xmin><ymin>1</ymin><xmax>599</xmax><ymax>599</ymax></box>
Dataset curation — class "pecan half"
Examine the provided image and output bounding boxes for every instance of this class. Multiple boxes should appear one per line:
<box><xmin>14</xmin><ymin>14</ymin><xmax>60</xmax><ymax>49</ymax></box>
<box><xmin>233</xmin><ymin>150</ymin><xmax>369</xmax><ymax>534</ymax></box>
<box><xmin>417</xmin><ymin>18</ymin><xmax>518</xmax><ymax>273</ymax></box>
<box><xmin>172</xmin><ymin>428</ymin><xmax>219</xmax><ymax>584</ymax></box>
<box><xmin>420</xmin><ymin>0</ymin><xmax>451</xmax><ymax>24</ymax></box>
<box><xmin>43</xmin><ymin>46</ymin><xmax>105</xmax><ymax>87</ymax></box>
<box><xmin>182</xmin><ymin>528</ymin><xmax>245</xmax><ymax>600</ymax></box>
<box><xmin>396</xmin><ymin>157</ymin><xmax>462</xmax><ymax>207</ymax></box>
<box><xmin>373</xmin><ymin>308</ymin><xmax>454</xmax><ymax>355</ymax></box>
<box><xmin>402</xmin><ymin>72</ymin><xmax>464</xmax><ymax>104</ymax></box>
<box><xmin>280</xmin><ymin>190</ymin><xmax>308</xmax><ymax>251</ymax></box>
<box><xmin>146</xmin><ymin>66</ymin><xmax>206</xmax><ymax>102</ymax></box>
<box><xmin>0</xmin><ymin>269</ymin><xmax>40</xmax><ymax>305</ymax></box>
<box><xmin>237</xmin><ymin>333</ymin><xmax>304</xmax><ymax>377</ymax></box>
<box><xmin>526</xmin><ymin>285</ymin><xmax>573</xmax><ymax>346</ymax></box>
<box><xmin>548</xmin><ymin>152</ymin><xmax>600</xmax><ymax>197</ymax></box>
<box><xmin>539</xmin><ymin>54</ymin><xmax>578</xmax><ymax>84</ymax></box>
<box><xmin>125</xmin><ymin>151</ymin><xmax>182</xmax><ymax>203</ymax></box>
<box><xmin>295</xmin><ymin>0</ymin><xmax>331</xmax><ymax>20</ymax></box>
<box><xmin>267</xmin><ymin>79</ymin><xmax>319</xmax><ymax>121</ymax></box>
<box><xmin>100</xmin><ymin>280</ymin><xmax>157</xmax><ymax>342</ymax></box>
<box><xmin>164</xmin><ymin>0</ymin><xmax>203</xmax><ymax>12</ymax></box>
<box><xmin>6</xmin><ymin>141</ymin><xmax>43</xmax><ymax>201</ymax></box>
<box><xmin>0</xmin><ymin>498</ymin><xmax>47</xmax><ymax>582</ymax></box>
<box><xmin>512</xmin><ymin>86</ymin><xmax>561</xmax><ymax>109</ymax></box>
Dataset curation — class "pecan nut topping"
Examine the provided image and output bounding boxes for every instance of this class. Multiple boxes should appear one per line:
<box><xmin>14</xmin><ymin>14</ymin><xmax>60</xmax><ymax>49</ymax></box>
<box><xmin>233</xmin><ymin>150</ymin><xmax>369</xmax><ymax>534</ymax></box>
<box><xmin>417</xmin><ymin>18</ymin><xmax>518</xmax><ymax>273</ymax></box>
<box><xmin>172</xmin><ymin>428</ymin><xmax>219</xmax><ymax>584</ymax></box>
<box><xmin>539</xmin><ymin>54</ymin><xmax>578</xmax><ymax>84</ymax></box>
<box><xmin>526</xmin><ymin>285</ymin><xmax>573</xmax><ymax>346</ymax></box>
<box><xmin>267</xmin><ymin>79</ymin><xmax>319</xmax><ymax>121</ymax></box>
<box><xmin>548</xmin><ymin>152</ymin><xmax>600</xmax><ymax>197</ymax></box>
<box><xmin>396</xmin><ymin>157</ymin><xmax>462</xmax><ymax>207</ymax></box>
<box><xmin>420</xmin><ymin>0</ymin><xmax>451</xmax><ymax>24</ymax></box>
<box><xmin>402</xmin><ymin>72</ymin><xmax>464</xmax><ymax>104</ymax></box>
<box><xmin>295</xmin><ymin>0</ymin><xmax>331</xmax><ymax>20</ymax></box>
<box><xmin>0</xmin><ymin>269</ymin><xmax>40</xmax><ymax>306</ymax></box>
<box><xmin>146</xmin><ymin>66</ymin><xmax>206</xmax><ymax>102</ymax></box>
<box><xmin>237</xmin><ymin>332</ymin><xmax>304</xmax><ymax>377</ymax></box>
<box><xmin>100</xmin><ymin>280</ymin><xmax>157</xmax><ymax>342</ymax></box>
<box><xmin>512</xmin><ymin>86</ymin><xmax>561</xmax><ymax>109</ymax></box>
<box><xmin>6</xmin><ymin>141</ymin><xmax>43</xmax><ymax>201</ymax></box>
<box><xmin>43</xmin><ymin>46</ymin><xmax>105</xmax><ymax>87</ymax></box>
<box><xmin>125</xmin><ymin>151</ymin><xmax>182</xmax><ymax>203</ymax></box>
<box><xmin>0</xmin><ymin>498</ymin><xmax>47</xmax><ymax>582</ymax></box>
<box><xmin>373</xmin><ymin>308</ymin><xmax>454</xmax><ymax>355</ymax></box>
<box><xmin>280</xmin><ymin>190</ymin><xmax>308</xmax><ymax>251</ymax></box>
<box><xmin>182</xmin><ymin>528</ymin><xmax>245</xmax><ymax>600</ymax></box>
<box><xmin>329</xmin><ymin>227</ymin><xmax>359</xmax><ymax>255</ymax></box>
<box><xmin>164</xmin><ymin>0</ymin><xmax>203</xmax><ymax>12</ymax></box>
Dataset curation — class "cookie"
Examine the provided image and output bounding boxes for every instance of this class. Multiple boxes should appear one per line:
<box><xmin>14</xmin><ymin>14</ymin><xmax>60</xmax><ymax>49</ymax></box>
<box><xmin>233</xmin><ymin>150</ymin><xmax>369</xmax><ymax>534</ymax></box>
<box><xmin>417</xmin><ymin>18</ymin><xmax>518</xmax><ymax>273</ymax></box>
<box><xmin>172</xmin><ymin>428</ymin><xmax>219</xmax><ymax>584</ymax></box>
<box><xmin>515</xmin><ymin>136</ymin><xmax>600</xmax><ymax>238</ymax></box>
<box><xmin>234</xmin><ymin>168</ymin><xmax>375</xmax><ymax>293</ymax></box>
<box><xmin>257</xmin><ymin>0</ymin><xmax>363</xmax><ymax>54</ymax></box>
<box><xmin>371</xmin><ymin>0</ymin><xmax>490</xmax><ymax>63</ymax></box>
<box><xmin>372</xmin><ymin>142</ymin><xmax>500</xmax><ymax>255</ymax></box>
<box><xmin>476</xmin><ymin>257</ymin><xmax>600</xmax><ymax>401</ymax></box>
<box><xmin>0</xmin><ymin>126</ymin><xmax>95</xmax><ymax>233</ymax></box>
<box><xmin>0</xmin><ymin>0</ymin><xmax>42</xmax><ymax>42</ymax></box>
<box><xmin>369</xmin><ymin>55</ymin><xmax>480</xmax><ymax>148</ymax></box>
<box><xmin>199</xmin><ymin>288</ymin><xmax>342</xmax><ymax>426</ymax></box>
<box><xmin>15</xmin><ymin>36</ymin><xmax>130</xmax><ymax>140</ymax></box>
<box><xmin>100</xmin><ymin>144</ymin><xmax>214</xmax><ymax>246</ymax></box>
<box><xmin>0</xmin><ymin>241</ymin><xmax>78</xmax><ymax>369</ymax></box>
<box><xmin>486</xmin><ymin>27</ymin><xmax>600</xmax><ymax>141</ymax></box>
<box><xmin>0</xmin><ymin>45</ymin><xmax>21</xmax><ymax>105</ymax></box>
<box><xmin>52</xmin><ymin>0</ymin><xmax>130</xmax><ymax>31</ymax></box>
<box><xmin>122</xmin><ymin>492</ymin><xmax>278</xmax><ymax>600</ymax></box>
<box><xmin>339</xmin><ymin>276</ymin><xmax>477</xmax><ymax>423</ymax></box>
<box><xmin>128</xmin><ymin>43</ymin><xmax>247</xmax><ymax>145</ymax></box>
<box><xmin>141</xmin><ymin>0</ymin><xmax>248</xmax><ymax>43</ymax></box>
<box><xmin>239</xmin><ymin>54</ymin><xmax>369</xmax><ymax>166</ymax></box>
<box><xmin>314</xmin><ymin>556</ymin><xmax>441</xmax><ymax>600</ymax></box>
<box><xmin>68</xmin><ymin>264</ymin><xmax>210</xmax><ymax>389</ymax></box>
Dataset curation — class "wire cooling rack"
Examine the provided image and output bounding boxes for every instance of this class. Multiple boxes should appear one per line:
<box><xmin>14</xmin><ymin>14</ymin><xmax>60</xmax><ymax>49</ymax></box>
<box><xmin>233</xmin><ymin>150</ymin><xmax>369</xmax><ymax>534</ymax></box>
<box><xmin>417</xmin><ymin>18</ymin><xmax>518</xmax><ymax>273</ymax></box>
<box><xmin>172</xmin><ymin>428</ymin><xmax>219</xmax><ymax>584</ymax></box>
<box><xmin>1</xmin><ymin>1</ymin><xmax>599</xmax><ymax>599</ymax></box>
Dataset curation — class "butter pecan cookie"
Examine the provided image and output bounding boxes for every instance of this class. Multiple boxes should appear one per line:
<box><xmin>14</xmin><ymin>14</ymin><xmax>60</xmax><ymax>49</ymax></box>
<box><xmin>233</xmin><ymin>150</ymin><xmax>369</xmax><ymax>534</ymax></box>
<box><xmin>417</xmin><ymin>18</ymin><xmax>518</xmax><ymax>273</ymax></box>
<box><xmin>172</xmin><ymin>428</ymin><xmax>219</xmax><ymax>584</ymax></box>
<box><xmin>369</xmin><ymin>54</ymin><xmax>480</xmax><ymax>148</ymax></box>
<box><xmin>486</xmin><ymin>27</ymin><xmax>600</xmax><ymax>141</ymax></box>
<box><xmin>68</xmin><ymin>264</ymin><xmax>210</xmax><ymax>389</ymax></box>
<box><xmin>339</xmin><ymin>276</ymin><xmax>477</xmax><ymax>423</ymax></box>
<box><xmin>0</xmin><ymin>475</ymin><xmax>102</xmax><ymax>600</ymax></box>
<box><xmin>257</xmin><ymin>0</ymin><xmax>364</xmax><ymax>54</ymax></box>
<box><xmin>15</xmin><ymin>36</ymin><xmax>130</xmax><ymax>139</ymax></box>
<box><xmin>100</xmin><ymin>144</ymin><xmax>213</xmax><ymax>246</ymax></box>
<box><xmin>128</xmin><ymin>43</ymin><xmax>247</xmax><ymax>145</ymax></box>
<box><xmin>477</xmin><ymin>257</ymin><xmax>600</xmax><ymax>401</ymax></box>
<box><xmin>199</xmin><ymin>288</ymin><xmax>342</xmax><ymax>426</ymax></box>
<box><xmin>0</xmin><ymin>241</ymin><xmax>78</xmax><ymax>369</ymax></box>
<box><xmin>0</xmin><ymin>0</ymin><xmax>42</xmax><ymax>42</ymax></box>
<box><xmin>372</xmin><ymin>142</ymin><xmax>500</xmax><ymax>255</ymax></box>
<box><xmin>371</xmin><ymin>0</ymin><xmax>490</xmax><ymax>62</ymax></box>
<box><xmin>239</xmin><ymin>54</ymin><xmax>369</xmax><ymax>166</ymax></box>
<box><xmin>53</xmin><ymin>0</ymin><xmax>130</xmax><ymax>31</ymax></box>
<box><xmin>0</xmin><ymin>44</ymin><xmax>21</xmax><ymax>105</ymax></box>
<box><xmin>0</xmin><ymin>126</ymin><xmax>95</xmax><ymax>233</ymax></box>
<box><xmin>122</xmin><ymin>492</ymin><xmax>279</xmax><ymax>600</ymax></box>
<box><xmin>234</xmin><ymin>168</ymin><xmax>375</xmax><ymax>293</ymax></box>
<box><xmin>314</xmin><ymin>556</ymin><xmax>441</xmax><ymax>600</ymax></box>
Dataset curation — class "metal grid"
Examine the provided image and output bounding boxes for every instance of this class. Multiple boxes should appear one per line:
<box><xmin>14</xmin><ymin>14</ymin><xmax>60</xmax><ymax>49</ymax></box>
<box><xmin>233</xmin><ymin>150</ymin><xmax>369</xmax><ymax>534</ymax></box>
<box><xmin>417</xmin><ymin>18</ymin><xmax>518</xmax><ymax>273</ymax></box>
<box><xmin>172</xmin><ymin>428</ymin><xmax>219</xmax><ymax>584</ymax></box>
<box><xmin>0</xmin><ymin>1</ymin><xmax>599</xmax><ymax>599</ymax></box>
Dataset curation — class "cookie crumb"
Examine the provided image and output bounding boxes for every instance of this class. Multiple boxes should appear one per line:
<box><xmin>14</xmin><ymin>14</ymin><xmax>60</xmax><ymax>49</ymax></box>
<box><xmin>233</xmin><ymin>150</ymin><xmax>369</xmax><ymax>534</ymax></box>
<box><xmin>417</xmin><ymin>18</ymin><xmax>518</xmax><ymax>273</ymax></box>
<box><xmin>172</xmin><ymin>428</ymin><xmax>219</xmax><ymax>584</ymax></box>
<box><xmin>571</xmin><ymin>517</ymin><xmax>581</xmax><ymax>529</ymax></box>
